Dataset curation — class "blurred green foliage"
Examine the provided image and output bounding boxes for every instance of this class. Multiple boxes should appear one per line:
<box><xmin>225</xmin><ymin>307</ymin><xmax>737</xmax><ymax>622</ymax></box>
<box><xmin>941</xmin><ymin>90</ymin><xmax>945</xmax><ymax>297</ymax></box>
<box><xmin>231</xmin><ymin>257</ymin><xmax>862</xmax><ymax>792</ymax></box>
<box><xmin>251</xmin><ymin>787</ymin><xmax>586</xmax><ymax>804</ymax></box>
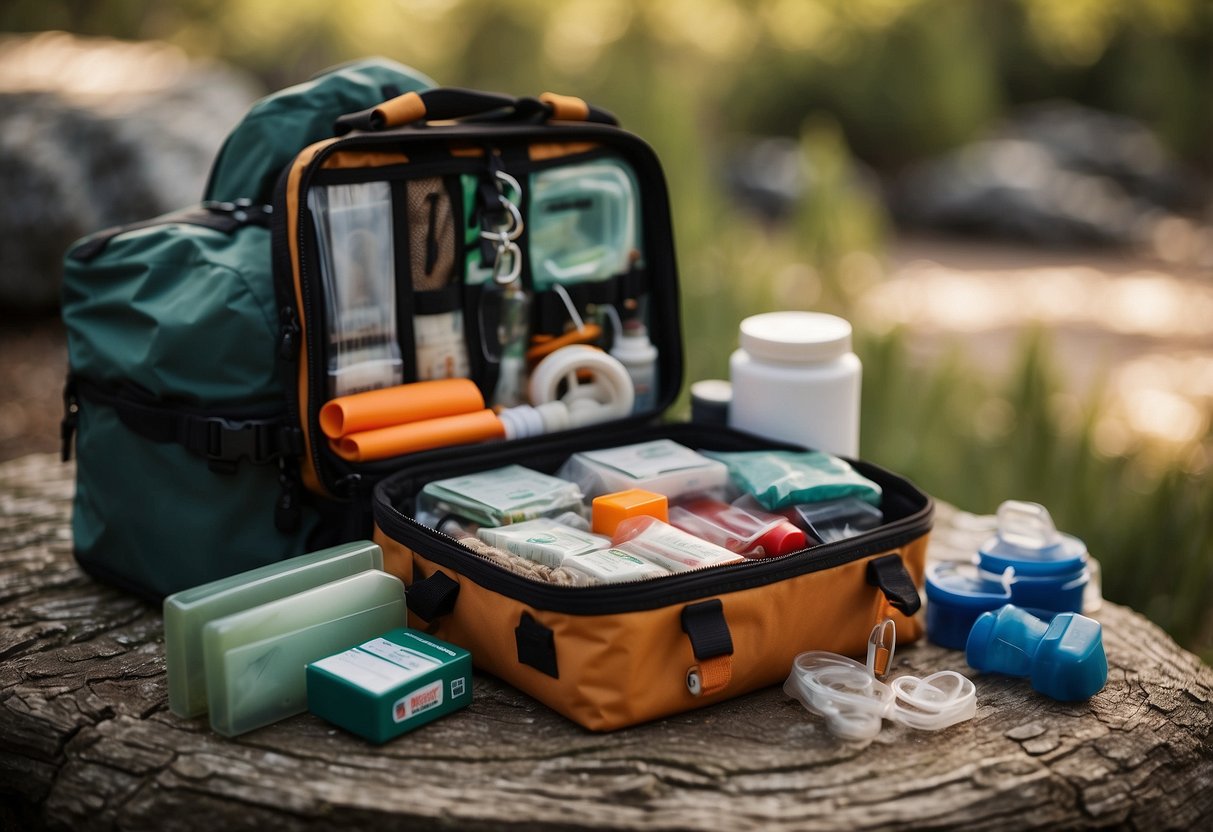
<box><xmin>4</xmin><ymin>1</ymin><xmax>1210</xmax><ymax>656</ymax></box>
<box><xmin>4</xmin><ymin>0</ymin><xmax>1210</xmax><ymax>168</ymax></box>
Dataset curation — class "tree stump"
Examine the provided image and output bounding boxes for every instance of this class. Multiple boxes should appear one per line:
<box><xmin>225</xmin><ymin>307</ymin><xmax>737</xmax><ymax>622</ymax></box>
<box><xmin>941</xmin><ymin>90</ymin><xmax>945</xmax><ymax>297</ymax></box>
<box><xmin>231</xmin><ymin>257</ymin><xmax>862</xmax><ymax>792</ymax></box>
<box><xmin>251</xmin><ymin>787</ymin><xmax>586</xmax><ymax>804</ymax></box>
<box><xmin>1</xmin><ymin>453</ymin><xmax>1210</xmax><ymax>830</ymax></box>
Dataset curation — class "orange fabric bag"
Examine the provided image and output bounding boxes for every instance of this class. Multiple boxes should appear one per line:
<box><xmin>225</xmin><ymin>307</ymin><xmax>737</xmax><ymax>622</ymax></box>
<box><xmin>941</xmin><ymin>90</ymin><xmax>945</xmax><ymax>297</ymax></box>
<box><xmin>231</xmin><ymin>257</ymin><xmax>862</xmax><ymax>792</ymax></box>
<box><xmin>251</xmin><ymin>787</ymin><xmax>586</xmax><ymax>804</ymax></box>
<box><xmin>371</xmin><ymin>425</ymin><xmax>932</xmax><ymax>731</ymax></box>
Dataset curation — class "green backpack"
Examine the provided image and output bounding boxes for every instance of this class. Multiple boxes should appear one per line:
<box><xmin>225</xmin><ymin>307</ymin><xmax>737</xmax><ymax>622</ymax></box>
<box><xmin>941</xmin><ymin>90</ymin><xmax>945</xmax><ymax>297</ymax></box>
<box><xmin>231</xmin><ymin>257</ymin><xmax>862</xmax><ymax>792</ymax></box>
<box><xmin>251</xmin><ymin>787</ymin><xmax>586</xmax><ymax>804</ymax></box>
<box><xmin>61</xmin><ymin>58</ymin><xmax>434</xmax><ymax>599</ymax></box>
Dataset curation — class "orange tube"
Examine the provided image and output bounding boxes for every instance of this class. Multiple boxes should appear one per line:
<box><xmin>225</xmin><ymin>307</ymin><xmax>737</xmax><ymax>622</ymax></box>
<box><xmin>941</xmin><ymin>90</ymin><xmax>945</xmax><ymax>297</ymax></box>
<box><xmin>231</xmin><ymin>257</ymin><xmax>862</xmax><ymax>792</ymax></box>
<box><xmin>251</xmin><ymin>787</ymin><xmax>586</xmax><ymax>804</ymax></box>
<box><xmin>331</xmin><ymin>409</ymin><xmax>506</xmax><ymax>462</ymax></box>
<box><xmin>319</xmin><ymin>379</ymin><xmax>484</xmax><ymax>439</ymax></box>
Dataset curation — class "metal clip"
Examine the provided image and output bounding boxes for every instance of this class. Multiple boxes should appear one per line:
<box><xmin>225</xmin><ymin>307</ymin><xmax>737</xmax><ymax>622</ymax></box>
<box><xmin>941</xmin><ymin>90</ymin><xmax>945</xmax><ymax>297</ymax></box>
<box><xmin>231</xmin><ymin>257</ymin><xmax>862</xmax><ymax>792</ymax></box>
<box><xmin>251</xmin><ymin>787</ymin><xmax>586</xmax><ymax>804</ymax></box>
<box><xmin>866</xmin><ymin>617</ymin><xmax>897</xmax><ymax>681</ymax></box>
<box><xmin>479</xmin><ymin>171</ymin><xmax>524</xmax><ymax>285</ymax></box>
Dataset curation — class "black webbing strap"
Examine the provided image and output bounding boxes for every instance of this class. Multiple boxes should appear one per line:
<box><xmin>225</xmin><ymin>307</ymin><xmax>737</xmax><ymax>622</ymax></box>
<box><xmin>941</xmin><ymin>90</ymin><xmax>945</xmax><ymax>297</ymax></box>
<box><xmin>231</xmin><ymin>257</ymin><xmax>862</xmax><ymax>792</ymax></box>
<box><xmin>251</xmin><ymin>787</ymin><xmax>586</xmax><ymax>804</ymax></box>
<box><xmin>74</xmin><ymin>379</ymin><xmax>300</xmax><ymax>474</ymax></box>
<box><xmin>866</xmin><ymin>554</ymin><xmax>922</xmax><ymax>616</ymax></box>
<box><xmin>515</xmin><ymin>612</ymin><xmax>559</xmax><ymax>678</ymax></box>
<box><xmin>408</xmin><ymin>571</ymin><xmax>461</xmax><ymax>623</ymax></box>
<box><xmin>680</xmin><ymin>599</ymin><xmax>734</xmax><ymax>660</ymax></box>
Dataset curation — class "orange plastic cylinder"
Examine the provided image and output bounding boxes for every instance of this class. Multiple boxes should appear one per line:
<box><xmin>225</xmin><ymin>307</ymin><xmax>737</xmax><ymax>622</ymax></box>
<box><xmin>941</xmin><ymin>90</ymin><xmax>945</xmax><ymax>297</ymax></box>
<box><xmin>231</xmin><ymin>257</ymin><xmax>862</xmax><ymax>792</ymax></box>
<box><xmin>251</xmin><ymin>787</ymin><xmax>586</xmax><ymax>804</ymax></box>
<box><xmin>331</xmin><ymin>409</ymin><xmax>506</xmax><ymax>462</ymax></box>
<box><xmin>320</xmin><ymin>379</ymin><xmax>484</xmax><ymax>439</ymax></box>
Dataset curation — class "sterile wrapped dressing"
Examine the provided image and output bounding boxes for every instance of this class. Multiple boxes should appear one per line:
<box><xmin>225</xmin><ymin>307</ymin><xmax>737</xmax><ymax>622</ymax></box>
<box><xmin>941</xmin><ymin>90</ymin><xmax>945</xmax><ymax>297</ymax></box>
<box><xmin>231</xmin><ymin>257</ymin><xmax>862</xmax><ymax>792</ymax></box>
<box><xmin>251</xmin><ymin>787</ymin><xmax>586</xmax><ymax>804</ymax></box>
<box><xmin>417</xmin><ymin>464</ymin><xmax>584</xmax><ymax>527</ymax></box>
<box><xmin>558</xmin><ymin>548</ymin><xmax>670</xmax><ymax>585</ymax></box>
<box><xmin>558</xmin><ymin>440</ymin><xmax>729</xmax><ymax>500</ymax></box>
<box><xmin>612</xmin><ymin>517</ymin><xmax>746</xmax><ymax>572</ymax></box>
<box><xmin>477</xmin><ymin>518</ymin><xmax>610</xmax><ymax>568</ymax></box>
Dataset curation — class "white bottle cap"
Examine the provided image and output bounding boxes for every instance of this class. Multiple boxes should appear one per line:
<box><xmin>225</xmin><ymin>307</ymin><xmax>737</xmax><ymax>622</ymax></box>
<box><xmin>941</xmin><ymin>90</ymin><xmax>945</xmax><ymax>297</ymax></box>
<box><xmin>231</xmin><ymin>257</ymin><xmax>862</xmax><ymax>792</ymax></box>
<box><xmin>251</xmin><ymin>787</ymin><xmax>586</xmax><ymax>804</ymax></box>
<box><xmin>739</xmin><ymin>311</ymin><xmax>852</xmax><ymax>364</ymax></box>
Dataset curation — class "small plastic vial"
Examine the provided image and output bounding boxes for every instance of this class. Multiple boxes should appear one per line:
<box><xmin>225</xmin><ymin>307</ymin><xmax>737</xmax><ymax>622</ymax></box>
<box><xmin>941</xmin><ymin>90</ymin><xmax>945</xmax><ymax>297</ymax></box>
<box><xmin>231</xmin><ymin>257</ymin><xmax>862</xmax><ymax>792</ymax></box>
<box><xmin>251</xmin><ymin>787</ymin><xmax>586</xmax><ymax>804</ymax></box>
<box><xmin>609</xmin><ymin>320</ymin><xmax>659</xmax><ymax>413</ymax></box>
<box><xmin>728</xmin><ymin>311</ymin><xmax>861</xmax><ymax>457</ymax></box>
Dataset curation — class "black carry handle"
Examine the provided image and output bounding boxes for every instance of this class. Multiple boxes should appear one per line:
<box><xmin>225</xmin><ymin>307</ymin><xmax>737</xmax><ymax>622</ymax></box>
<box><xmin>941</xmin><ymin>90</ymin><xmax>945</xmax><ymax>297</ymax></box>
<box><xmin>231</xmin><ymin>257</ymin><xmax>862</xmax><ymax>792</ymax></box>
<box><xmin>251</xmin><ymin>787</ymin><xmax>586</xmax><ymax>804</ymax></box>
<box><xmin>334</xmin><ymin>87</ymin><xmax>618</xmax><ymax>135</ymax></box>
<box><xmin>866</xmin><ymin>554</ymin><xmax>922</xmax><ymax>616</ymax></box>
<box><xmin>407</xmin><ymin>570</ymin><xmax>461</xmax><ymax>622</ymax></box>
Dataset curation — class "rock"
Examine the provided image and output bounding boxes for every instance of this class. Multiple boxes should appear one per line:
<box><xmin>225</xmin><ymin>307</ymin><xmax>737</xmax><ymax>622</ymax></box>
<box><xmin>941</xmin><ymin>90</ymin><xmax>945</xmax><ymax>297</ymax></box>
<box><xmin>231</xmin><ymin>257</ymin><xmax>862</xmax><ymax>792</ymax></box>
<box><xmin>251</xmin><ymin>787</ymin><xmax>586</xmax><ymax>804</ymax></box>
<box><xmin>0</xmin><ymin>32</ymin><xmax>261</xmax><ymax>312</ymax></box>
<box><xmin>891</xmin><ymin>101</ymin><xmax>1207</xmax><ymax>246</ymax></box>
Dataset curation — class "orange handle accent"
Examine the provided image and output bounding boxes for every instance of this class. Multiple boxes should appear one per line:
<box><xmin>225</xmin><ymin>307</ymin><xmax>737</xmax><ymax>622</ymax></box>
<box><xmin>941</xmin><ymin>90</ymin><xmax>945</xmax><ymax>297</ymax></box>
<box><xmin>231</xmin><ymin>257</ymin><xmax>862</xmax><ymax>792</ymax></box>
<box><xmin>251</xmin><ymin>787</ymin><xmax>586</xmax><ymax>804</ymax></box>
<box><xmin>320</xmin><ymin>379</ymin><xmax>484</xmax><ymax>439</ymax></box>
<box><xmin>696</xmin><ymin>655</ymin><xmax>733</xmax><ymax>696</ymax></box>
<box><xmin>372</xmin><ymin>91</ymin><xmax>427</xmax><ymax>129</ymax></box>
<box><xmin>539</xmin><ymin>92</ymin><xmax>590</xmax><ymax>121</ymax></box>
<box><xmin>526</xmin><ymin>324</ymin><xmax>602</xmax><ymax>367</ymax></box>
<box><xmin>332</xmin><ymin>409</ymin><xmax>506</xmax><ymax>462</ymax></box>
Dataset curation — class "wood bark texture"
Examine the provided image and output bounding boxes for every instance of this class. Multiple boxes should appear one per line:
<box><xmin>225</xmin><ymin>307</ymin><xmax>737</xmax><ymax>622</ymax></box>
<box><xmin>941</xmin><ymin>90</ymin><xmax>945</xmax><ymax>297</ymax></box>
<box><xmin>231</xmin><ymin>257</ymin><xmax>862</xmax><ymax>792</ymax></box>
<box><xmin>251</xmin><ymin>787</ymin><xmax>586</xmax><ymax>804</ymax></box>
<box><xmin>1</xmin><ymin>454</ymin><xmax>1210</xmax><ymax>831</ymax></box>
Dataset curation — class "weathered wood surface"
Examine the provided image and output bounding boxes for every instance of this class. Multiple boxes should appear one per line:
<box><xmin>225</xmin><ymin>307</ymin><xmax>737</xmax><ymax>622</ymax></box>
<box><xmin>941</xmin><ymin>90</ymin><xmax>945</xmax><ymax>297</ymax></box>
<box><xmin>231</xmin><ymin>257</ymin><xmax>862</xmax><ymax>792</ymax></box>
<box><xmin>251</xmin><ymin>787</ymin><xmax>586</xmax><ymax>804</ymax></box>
<box><xmin>1</xmin><ymin>453</ymin><xmax>1210</xmax><ymax>831</ymax></box>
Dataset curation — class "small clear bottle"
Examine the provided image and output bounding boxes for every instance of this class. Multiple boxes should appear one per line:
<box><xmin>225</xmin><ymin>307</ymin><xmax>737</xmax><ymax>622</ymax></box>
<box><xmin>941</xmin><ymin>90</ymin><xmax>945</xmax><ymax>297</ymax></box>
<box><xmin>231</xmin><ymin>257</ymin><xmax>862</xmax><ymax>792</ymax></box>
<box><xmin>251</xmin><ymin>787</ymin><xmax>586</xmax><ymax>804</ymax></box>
<box><xmin>609</xmin><ymin>319</ymin><xmax>659</xmax><ymax>413</ymax></box>
<box><xmin>728</xmin><ymin>311</ymin><xmax>861</xmax><ymax>457</ymax></box>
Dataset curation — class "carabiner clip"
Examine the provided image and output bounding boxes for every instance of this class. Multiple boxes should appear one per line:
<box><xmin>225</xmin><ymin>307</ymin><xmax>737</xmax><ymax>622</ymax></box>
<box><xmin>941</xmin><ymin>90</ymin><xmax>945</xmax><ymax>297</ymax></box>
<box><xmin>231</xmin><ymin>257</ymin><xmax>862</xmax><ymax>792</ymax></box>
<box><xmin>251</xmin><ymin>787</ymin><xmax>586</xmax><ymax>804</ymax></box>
<box><xmin>866</xmin><ymin>617</ymin><xmax>896</xmax><ymax>681</ymax></box>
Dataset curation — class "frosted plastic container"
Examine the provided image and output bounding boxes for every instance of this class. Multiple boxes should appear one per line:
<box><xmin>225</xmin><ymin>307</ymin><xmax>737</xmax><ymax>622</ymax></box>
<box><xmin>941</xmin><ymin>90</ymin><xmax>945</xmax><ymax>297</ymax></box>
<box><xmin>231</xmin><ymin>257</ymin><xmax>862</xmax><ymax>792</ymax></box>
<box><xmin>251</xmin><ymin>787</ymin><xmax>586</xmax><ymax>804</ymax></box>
<box><xmin>669</xmin><ymin>497</ymin><xmax>806</xmax><ymax>558</ymax></box>
<box><xmin>202</xmin><ymin>570</ymin><xmax>407</xmax><ymax>737</ymax></box>
<box><xmin>729</xmin><ymin>311</ymin><xmax>861</xmax><ymax>457</ymax></box>
<box><xmin>612</xmin><ymin>517</ymin><xmax>745</xmax><ymax>572</ymax></box>
<box><xmin>477</xmin><ymin>518</ymin><xmax>609</xmax><ymax>568</ymax></box>
<box><xmin>528</xmin><ymin>158</ymin><xmax>639</xmax><ymax>290</ymax></box>
<box><xmin>163</xmin><ymin>540</ymin><xmax>384</xmax><ymax>719</ymax></box>
<box><xmin>558</xmin><ymin>439</ymin><xmax>729</xmax><ymax>500</ymax></box>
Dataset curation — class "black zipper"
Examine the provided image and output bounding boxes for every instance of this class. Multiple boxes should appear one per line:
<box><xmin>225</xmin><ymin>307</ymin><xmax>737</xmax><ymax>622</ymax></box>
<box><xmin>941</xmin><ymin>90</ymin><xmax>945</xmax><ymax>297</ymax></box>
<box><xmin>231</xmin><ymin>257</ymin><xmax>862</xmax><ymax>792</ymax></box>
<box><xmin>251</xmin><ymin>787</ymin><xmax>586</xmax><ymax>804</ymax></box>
<box><xmin>374</xmin><ymin>479</ymin><xmax>932</xmax><ymax>616</ymax></box>
<box><xmin>271</xmin><ymin>166</ymin><xmax>315</xmax><ymax>506</ymax></box>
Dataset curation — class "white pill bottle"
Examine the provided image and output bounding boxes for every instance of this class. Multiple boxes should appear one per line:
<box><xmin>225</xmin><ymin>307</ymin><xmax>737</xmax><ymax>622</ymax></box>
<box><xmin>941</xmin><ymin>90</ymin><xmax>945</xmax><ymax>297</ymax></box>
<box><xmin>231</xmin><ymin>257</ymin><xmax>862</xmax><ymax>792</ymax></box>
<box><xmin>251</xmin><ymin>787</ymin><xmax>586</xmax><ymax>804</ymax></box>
<box><xmin>728</xmin><ymin>311</ymin><xmax>861</xmax><ymax>457</ymax></box>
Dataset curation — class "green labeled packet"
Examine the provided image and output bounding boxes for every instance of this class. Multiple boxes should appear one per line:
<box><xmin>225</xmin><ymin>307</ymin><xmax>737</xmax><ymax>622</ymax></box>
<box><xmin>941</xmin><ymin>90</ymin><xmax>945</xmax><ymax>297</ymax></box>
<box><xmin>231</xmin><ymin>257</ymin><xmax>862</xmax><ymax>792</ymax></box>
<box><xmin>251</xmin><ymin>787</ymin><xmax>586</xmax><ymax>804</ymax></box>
<box><xmin>417</xmin><ymin>464</ymin><xmax>584</xmax><ymax>527</ymax></box>
<box><xmin>706</xmin><ymin>450</ymin><xmax>882</xmax><ymax>511</ymax></box>
<box><xmin>307</xmin><ymin>628</ymin><xmax>472</xmax><ymax>743</ymax></box>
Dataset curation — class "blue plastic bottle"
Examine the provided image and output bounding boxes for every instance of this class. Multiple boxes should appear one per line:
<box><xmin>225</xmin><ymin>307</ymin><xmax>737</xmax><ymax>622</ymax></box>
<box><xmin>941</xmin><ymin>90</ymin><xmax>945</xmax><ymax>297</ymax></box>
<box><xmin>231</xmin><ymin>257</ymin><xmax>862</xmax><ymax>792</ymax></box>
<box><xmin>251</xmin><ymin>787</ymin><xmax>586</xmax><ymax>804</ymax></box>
<box><xmin>977</xmin><ymin>501</ymin><xmax>1089</xmax><ymax>612</ymax></box>
<box><xmin>965</xmin><ymin>605</ymin><xmax>1107</xmax><ymax>701</ymax></box>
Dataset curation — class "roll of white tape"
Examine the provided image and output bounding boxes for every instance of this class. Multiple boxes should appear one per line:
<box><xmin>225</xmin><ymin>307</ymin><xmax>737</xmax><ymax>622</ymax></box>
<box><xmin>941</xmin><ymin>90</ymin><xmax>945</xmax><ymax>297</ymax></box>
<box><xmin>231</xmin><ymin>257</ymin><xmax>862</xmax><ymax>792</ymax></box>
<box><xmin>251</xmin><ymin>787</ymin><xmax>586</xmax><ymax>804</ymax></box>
<box><xmin>527</xmin><ymin>346</ymin><xmax>635</xmax><ymax>427</ymax></box>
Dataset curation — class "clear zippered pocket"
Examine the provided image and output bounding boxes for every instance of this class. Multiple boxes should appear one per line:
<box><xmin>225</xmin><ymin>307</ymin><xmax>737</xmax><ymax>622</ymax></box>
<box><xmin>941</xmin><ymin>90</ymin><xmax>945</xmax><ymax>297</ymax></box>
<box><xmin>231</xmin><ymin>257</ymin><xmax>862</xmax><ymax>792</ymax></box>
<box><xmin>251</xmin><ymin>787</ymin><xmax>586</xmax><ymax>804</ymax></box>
<box><xmin>274</xmin><ymin>123</ymin><xmax>685</xmax><ymax>499</ymax></box>
<box><xmin>308</xmin><ymin>181</ymin><xmax>404</xmax><ymax>398</ymax></box>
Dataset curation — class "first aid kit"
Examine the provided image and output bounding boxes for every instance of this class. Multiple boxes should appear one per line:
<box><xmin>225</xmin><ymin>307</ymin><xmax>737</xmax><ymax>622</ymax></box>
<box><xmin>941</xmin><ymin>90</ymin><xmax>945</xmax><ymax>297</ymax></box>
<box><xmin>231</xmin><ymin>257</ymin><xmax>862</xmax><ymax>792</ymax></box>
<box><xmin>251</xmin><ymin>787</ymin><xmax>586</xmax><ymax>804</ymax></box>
<box><xmin>299</xmin><ymin>90</ymin><xmax>937</xmax><ymax>730</ymax></box>
<box><xmin>65</xmin><ymin>62</ymin><xmax>935</xmax><ymax>734</ymax></box>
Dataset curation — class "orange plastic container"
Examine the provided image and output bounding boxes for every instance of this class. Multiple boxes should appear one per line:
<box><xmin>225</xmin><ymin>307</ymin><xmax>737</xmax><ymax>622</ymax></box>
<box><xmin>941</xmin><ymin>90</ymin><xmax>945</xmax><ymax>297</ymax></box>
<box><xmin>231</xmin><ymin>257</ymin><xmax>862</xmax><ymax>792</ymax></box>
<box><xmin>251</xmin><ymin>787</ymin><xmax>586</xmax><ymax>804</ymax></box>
<box><xmin>591</xmin><ymin>488</ymin><xmax>669</xmax><ymax>536</ymax></box>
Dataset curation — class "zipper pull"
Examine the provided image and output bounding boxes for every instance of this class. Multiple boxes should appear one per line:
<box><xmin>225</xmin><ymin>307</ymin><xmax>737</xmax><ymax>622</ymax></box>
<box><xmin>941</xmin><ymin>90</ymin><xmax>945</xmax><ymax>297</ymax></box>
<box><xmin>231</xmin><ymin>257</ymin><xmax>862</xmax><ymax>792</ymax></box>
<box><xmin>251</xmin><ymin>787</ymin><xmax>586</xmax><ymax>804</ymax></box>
<box><xmin>275</xmin><ymin>457</ymin><xmax>302</xmax><ymax>532</ymax></box>
<box><xmin>60</xmin><ymin>378</ymin><xmax>79</xmax><ymax>463</ymax></box>
<box><xmin>279</xmin><ymin>306</ymin><xmax>300</xmax><ymax>362</ymax></box>
<box><xmin>202</xmin><ymin>198</ymin><xmax>273</xmax><ymax>227</ymax></box>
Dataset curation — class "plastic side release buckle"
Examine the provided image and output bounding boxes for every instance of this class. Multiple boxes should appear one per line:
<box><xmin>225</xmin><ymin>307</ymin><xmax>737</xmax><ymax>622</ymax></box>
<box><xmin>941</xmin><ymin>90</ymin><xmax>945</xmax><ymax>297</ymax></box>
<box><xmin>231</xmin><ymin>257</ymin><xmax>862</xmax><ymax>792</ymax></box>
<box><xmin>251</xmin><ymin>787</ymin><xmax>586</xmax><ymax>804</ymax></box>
<box><xmin>204</xmin><ymin>417</ymin><xmax>280</xmax><ymax>473</ymax></box>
